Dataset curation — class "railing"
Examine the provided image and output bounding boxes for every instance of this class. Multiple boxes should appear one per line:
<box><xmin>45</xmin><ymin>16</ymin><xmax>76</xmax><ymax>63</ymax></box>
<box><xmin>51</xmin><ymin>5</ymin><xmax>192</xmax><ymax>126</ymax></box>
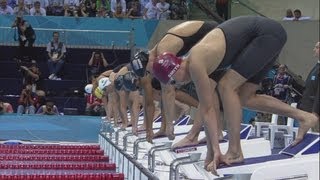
<box><xmin>231</xmin><ymin>0</ymin><xmax>267</xmax><ymax>18</ymax></box>
<box><xmin>0</xmin><ymin>27</ymin><xmax>134</xmax><ymax>50</ymax></box>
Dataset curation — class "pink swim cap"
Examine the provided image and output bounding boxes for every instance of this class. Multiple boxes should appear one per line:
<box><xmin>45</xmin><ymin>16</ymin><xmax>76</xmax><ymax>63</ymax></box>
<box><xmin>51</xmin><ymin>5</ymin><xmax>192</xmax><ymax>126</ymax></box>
<box><xmin>152</xmin><ymin>52</ymin><xmax>182</xmax><ymax>84</ymax></box>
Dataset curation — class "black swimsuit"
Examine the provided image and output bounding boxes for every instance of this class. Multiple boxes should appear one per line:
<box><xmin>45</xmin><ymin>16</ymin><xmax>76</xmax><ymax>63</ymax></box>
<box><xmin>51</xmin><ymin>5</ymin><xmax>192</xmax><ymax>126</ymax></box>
<box><xmin>210</xmin><ymin>16</ymin><xmax>287</xmax><ymax>84</ymax></box>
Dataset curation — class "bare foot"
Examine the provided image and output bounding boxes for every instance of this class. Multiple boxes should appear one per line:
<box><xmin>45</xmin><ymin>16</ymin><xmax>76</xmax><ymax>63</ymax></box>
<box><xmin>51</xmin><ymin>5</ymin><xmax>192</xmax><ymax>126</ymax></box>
<box><xmin>132</xmin><ymin>127</ymin><xmax>138</xmax><ymax>136</ymax></box>
<box><xmin>153</xmin><ymin>129</ymin><xmax>166</xmax><ymax>138</ymax></box>
<box><xmin>198</xmin><ymin>137</ymin><xmax>207</xmax><ymax>144</ymax></box>
<box><xmin>223</xmin><ymin>151</ymin><xmax>244</xmax><ymax>165</ymax></box>
<box><xmin>172</xmin><ymin>136</ymin><xmax>198</xmax><ymax>149</ymax></box>
<box><xmin>293</xmin><ymin>113</ymin><xmax>318</xmax><ymax>146</ymax></box>
<box><xmin>146</xmin><ymin>130</ymin><xmax>154</xmax><ymax>143</ymax></box>
<box><xmin>165</xmin><ymin>124</ymin><xmax>175</xmax><ymax>140</ymax></box>
<box><xmin>120</xmin><ymin>123</ymin><xmax>128</xmax><ymax>130</ymax></box>
<box><xmin>206</xmin><ymin>153</ymin><xmax>225</xmax><ymax>176</ymax></box>
<box><xmin>137</xmin><ymin>125</ymin><xmax>146</xmax><ymax>132</ymax></box>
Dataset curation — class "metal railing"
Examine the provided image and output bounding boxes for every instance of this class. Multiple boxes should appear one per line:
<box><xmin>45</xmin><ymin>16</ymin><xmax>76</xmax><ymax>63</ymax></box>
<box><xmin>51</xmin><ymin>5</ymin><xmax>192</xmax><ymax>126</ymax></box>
<box><xmin>0</xmin><ymin>27</ymin><xmax>134</xmax><ymax>50</ymax></box>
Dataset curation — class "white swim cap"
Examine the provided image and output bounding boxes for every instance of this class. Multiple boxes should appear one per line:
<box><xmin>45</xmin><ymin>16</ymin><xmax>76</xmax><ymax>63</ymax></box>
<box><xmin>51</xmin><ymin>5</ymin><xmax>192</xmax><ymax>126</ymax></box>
<box><xmin>84</xmin><ymin>84</ymin><xmax>93</xmax><ymax>94</ymax></box>
<box><xmin>98</xmin><ymin>77</ymin><xmax>111</xmax><ymax>90</ymax></box>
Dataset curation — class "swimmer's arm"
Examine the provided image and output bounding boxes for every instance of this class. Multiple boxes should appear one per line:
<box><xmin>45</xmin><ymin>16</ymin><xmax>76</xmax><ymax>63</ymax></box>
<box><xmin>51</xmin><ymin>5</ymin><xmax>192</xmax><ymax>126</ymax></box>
<box><xmin>100</xmin><ymin>70</ymin><xmax>113</xmax><ymax>77</ymax></box>
<box><xmin>115</xmin><ymin>66</ymin><xmax>129</xmax><ymax>77</ymax></box>
<box><xmin>189</xmin><ymin>59</ymin><xmax>221</xmax><ymax>153</ymax></box>
<box><xmin>161</xmin><ymin>84</ymin><xmax>176</xmax><ymax>125</ymax></box>
<box><xmin>141</xmin><ymin>75</ymin><xmax>155</xmax><ymax>133</ymax></box>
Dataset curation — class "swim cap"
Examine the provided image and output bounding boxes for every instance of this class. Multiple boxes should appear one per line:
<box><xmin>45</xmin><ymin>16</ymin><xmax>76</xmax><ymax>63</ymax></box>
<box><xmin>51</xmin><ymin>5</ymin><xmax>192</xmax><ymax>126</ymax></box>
<box><xmin>130</xmin><ymin>51</ymin><xmax>149</xmax><ymax>77</ymax></box>
<box><xmin>152</xmin><ymin>52</ymin><xmax>182</xmax><ymax>84</ymax></box>
<box><xmin>94</xmin><ymin>87</ymin><xmax>104</xmax><ymax>99</ymax></box>
<box><xmin>84</xmin><ymin>84</ymin><xmax>93</xmax><ymax>94</ymax></box>
<box><xmin>123</xmin><ymin>71</ymin><xmax>138</xmax><ymax>91</ymax></box>
<box><xmin>114</xmin><ymin>75</ymin><xmax>124</xmax><ymax>91</ymax></box>
<box><xmin>98</xmin><ymin>77</ymin><xmax>111</xmax><ymax>90</ymax></box>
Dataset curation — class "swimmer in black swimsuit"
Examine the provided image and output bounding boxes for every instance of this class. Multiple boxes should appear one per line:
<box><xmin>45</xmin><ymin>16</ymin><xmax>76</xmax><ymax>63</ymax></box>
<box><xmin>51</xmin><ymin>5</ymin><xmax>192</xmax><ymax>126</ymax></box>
<box><xmin>129</xmin><ymin>21</ymin><xmax>219</xmax><ymax>142</ymax></box>
<box><xmin>152</xmin><ymin>16</ymin><xmax>319</xmax><ymax>174</ymax></box>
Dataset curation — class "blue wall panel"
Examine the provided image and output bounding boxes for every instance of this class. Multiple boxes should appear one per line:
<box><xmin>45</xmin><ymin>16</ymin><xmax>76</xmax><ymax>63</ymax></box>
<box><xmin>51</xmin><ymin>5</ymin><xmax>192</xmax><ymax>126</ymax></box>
<box><xmin>0</xmin><ymin>15</ymin><xmax>159</xmax><ymax>48</ymax></box>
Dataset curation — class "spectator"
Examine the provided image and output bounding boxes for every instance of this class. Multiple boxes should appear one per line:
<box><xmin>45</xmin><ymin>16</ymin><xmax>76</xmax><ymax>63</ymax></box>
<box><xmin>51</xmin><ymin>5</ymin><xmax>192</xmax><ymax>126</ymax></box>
<box><xmin>0</xmin><ymin>0</ymin><xmax>14</xmax><ymax>15</ymax></box>
<box><xmin>6</xmin><ymin>0</ymin><xmax>16</xmax><ymax>8</ymax></box>
<box><xmin>25</xmin><ymin>0</ymin><xmax>32</xmax><ymax>10</ymax></box>
<box><xmin>13</xmin><ymin>0</ymin><xmax>30</xmax><ymax>16</ymax></box>
<box><xmin>88</xmin><ymin>51</ymin><xmax>108</xmax><ymax>78</ymax></box>
<box><xmin>17</xmin><ymin>84</ymin><xmax>36</xmax><ymax>114</ymax></box>
<box><xmin>0</xmin><ymin>101</ymin><xmax>14</xmax><ymax>114</ymax></box>
<box><xmin>143</xmin><ymin>0</ymin><xmax>157</xmax><ymax>19</ymax></box>
<box><xmin>47</xmin><ymin>0</ymin><xmax>64</xmax><ymax>16</ymax></box>
<box><xmin>299</xmin><ymin>42</ymin><xmax>319</xmax><ymax>118</ymax></box>
<box><xmin>112</xmin><ymin>4</ymin><xmax>125</xmax><ymax>18</ymax></box>
<box><xmin>36</xmin><ymin>100</ymin><xmax>59</xmax><ymax>115</ymax></box>
<box><xmin>156</xmin><ymin>0</ymin><xmax>169</xmax><ymax>20</ymax></box>
<box><xmin>96</xmin><ymin>0</ymin><xmax>110</xmax><ymax>14</ymax></box>
<box><xmin>96</xmin><ymin>6</ymin><xmax>109</xmax><ymax>17</ymax></box>
<box><xmin>216</xmin><ymin>0</ymin><xmax>228</xmax><ymax>20</ymax></box>
<box><xmin>47</xmin><ymin>32</ymin><xmax>66</xmax><ymax>80</ymax></box>
<box><xmin>110</xmin><ymin>0</ymin><xmax>125</xmax><ymax>15</ymax></box>
<box><xmin>85</xmin><ymin>84</ymin><xmax>105</xmax><ymax>116</ymax></box>
<box><xmin>139</xmin><ymin>0</ymin><xmax>149</xmax><ymax>15</ymax></box>
<box><xmin>272</xmin><ymin>64</ymin><xmax>292</xmax><ymax>102</ymax></box>
<box><xmin>293</xmin><ymin>9</ymin><xmax>311</xmax><ymax>21</ymax></box>
<box><xmin>33</xmin><ymin>0</ymin><xmax>49</xmax><ymax>9</ymax></box>
<box><xmin>83</xmin><ymin>0</ymin><xmax>97</xmax><ymax>17</ymax></box>
<box><xmin>11</xmin><ymin>16</ymin><xmax>36</xmax><ymax>61</ymax></box>
<box><xmin>127</xmin><ymin>1</ymin><xmax>142</xmax><ymax>19</ymax></box>
<box><xmin>78</xmin><ymin>2</ymin><xmax>88</xmax><ymax>16</ymax></box>
<box><xmin>282</xmin><ymin>9</ymin><xmax>294</xmax><ymax>21</ymax></box>
<box><xmin>19</xmin><ymin>60</ymin><xmax>45</xmax><ymax>95</ymax></box>
<box><xmin>30</xmin><ymin>1</ymin><xmax>46</xmax><ymax>15</ymax></box>
<box><xmin>64</xmin><ymin>0</ymin><xmax>80</xmax><ymax>16</ymax></box>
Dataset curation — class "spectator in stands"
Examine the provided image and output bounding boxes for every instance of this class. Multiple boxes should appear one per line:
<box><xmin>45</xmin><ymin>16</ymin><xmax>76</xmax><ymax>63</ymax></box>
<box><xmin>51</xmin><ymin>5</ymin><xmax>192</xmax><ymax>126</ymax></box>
<box><xmin>13</xmin><ymin>0</ymin><xmax>30</xmax><ymax>16</ymax></box>
<box><xmin>64</xmin><ymin>0</ymin><xmax>80</xmax><ymax>17</ymax></box>
<box><xmin>36</xmin><ymin>0</ymin><xmax>49</xmax><ymax>9</ymax></box>
<box><xmin>17</xmin><ymin>84</ymin><xmax>36</xmax><ymax>114</ymax></box>
<box><xmin>78</xmin><ymin>2</ymin><xmax>88</xmax><ymax>16</ymax></box>
<box><xmin>88</xmin><ymin>51</ymin><xmax>108</xmax><ymax>78</ymax></box>
<box><xmin>30</xmin><ymin>1</ymin><xmax>46</xmax><ymax>15</ymax></box>
<box><xmin>47</xmin><ymin>31</ymin><xmax>66</xmax><ymax>80</ymax></box>
<box><xmin>85</xmin><ymin>87</ymin><xmax>106</xmax><ymax>116</ymax></box>
<box><xmin>139</xmin><ymin>0</ymin><xmax>149</xmax><ymax>15</ymax></box>
<box><xmin>143</xmin><ymin>0</ymin><xmax>157</xmax><ymax>19</ymax></box>
<box><xmin>293</xmin><ymin>9</ymin><xmax>311</xmax><ymax>21</ymax></box>
<box><xmin>299</xmin><ymin>42</ymin><xmax>319</xmax><ymax>130</ymax></box>
<box><xmin>11</xmin><ymin>16</ymin><xmax>36</xmax><ymax>61</ymax></box>
<box><xmin>36</xmin><ymin>99</ymin><xmax>59</xmax><ymax>115</ymax></box>
<box><xmin>0</xmin><ymin>0</ymin><xmax>14</xmax><ymax>15</ymax></box>
<box><xmin>20</xmin><ymin>60</ymin><xmax>40</xmax><ymax>89</ymax></box>
<box><xmin>6</xmin><ymin>0</ymin><xmax>16</xmax><ymax>8</ymax></box>
<box><xmin>216</xmin><ymin>0</ymin><xmax>228</xmax><ymax>20</ymax></box>
<box><xmin>96</xmin><ymin>6</ymin><xmax>109</xmax><ymax>17</ymax></box>
<box><xmin>127</xmin><ymin>1</ymin><xmax>142</xmax><ymax>19</ymax></box>
<box><xmin>170</xmin><ymin>0</ymin><xmax>187</xmax><ymax>20</ymax></box>
<box><xmin>156</xmin><ymin>0</ymin><xmax>170</xmax><ymax>20</ymax></box>
<box><xmin>25</xmin><ymin>0</ymin><xmax>32</xmax><ymax>10</ymax></box>
<box><xmin>272</xmin><ymin>64</ymin><xmax>292</xmax><ymax>102</ymax></box>
<box><xmin>110</xmin><ymin>0</ymin><xmax>125</xmax><ymax>15</ymax></box>
<box><xmin>282</xmin><ymin>9</ymin><xmax>294</xmax><ymax>21</ymax></box>
<box><xmin>83</xmin><ymin>0</ymin><xmax>97</xmax><ymax>17</ymax></box>
<box><xmin>47</xmin><ymin>0</ymin><xmax>64</xmax><ymax>16</ymax></box>
<box><xmin>96</xmin><ymin>0</ymin><xmax>110</xmax><ymax>14</ymax></box>
<box><xmin>0</xmin><ymin>101</ymin><xmax>14</xmax><ymax>114</ymax></box>
<box><xmin>112</xmin><ymin>4</ymin><xmax>125</xmax><ymax>18</ymax></box>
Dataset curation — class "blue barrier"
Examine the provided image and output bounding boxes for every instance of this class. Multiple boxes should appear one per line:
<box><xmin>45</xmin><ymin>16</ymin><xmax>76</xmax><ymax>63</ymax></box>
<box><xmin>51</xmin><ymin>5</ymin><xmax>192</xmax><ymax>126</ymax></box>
<box><xmin>0</xmin><ymin>15</ymin><xmax>159</xmax><ymax>48</ymax></box>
